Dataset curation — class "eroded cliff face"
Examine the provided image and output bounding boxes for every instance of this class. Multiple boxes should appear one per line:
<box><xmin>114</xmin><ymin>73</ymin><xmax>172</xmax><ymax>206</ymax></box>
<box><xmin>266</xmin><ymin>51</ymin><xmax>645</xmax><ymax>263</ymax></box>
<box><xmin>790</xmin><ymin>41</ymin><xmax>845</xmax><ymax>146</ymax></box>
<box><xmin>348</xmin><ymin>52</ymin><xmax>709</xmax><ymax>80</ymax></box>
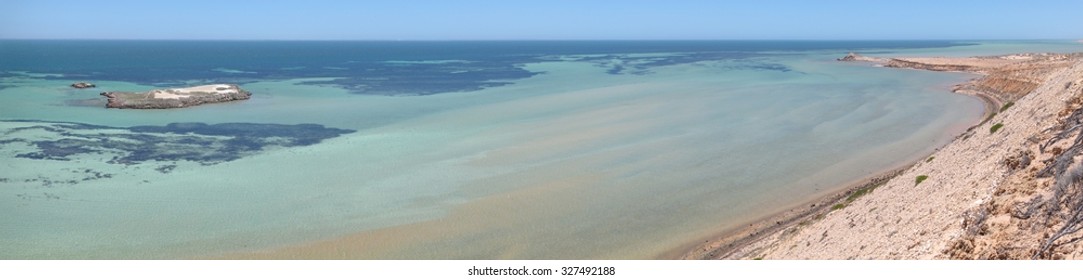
<box><xmin>100</xmin><ymin>84</ymin><xmax>251</xmax><ymax>109</ymax></box>
<box><xmin>884</xmin><ymin>59</ymin><xmax>978</xmax><ymax>72</ymax></box>
<box><xmin>945</xmin><ymin>72</ymin><xmax>1083</xmax><ymax>259</ymax></box>
<box><xmin>884</xmin><ymin>53</ymin><xmax>1080</xmax><ymax>103</ymax></box>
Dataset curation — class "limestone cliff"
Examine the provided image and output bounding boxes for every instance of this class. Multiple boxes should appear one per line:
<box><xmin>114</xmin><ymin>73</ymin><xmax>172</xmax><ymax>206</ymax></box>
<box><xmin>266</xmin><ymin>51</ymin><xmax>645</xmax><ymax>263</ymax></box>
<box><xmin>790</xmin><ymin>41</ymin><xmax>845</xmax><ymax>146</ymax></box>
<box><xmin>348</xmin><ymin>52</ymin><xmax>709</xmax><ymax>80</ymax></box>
<box><xmin>884</xmin><ymin>58</ymin><xmax>978</xmax><ymax>72</ymax></box>
<box><xmin>882</xmin><ymin>54</ymin><xmax>1079</xmax><ymax>103</ymax></box>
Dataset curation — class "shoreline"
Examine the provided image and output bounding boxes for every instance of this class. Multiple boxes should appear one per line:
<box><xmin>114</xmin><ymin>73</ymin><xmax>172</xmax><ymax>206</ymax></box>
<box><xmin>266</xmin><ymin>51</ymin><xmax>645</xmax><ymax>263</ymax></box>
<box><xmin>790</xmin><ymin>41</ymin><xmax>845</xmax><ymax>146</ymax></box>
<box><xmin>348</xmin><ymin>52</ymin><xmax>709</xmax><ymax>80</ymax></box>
<box><xmin>677</xmin><ymin>166</ymin><xmax>910</xmax><ymax>259</ymax></box>
<box><xmin>682</xmin><ymin>56</ymin><xmax>1005</xmax><ymax>260</ymax></box>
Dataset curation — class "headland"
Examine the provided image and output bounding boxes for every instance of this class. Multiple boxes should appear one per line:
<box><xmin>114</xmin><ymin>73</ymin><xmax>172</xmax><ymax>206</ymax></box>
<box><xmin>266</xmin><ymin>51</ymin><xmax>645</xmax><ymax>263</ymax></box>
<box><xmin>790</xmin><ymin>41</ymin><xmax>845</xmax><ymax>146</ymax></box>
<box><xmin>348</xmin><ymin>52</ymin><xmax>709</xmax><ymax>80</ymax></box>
<box><xmin>690</xmin><ymin>52</ymin><xmax>1083</xmax><ymax>260</ymax></box>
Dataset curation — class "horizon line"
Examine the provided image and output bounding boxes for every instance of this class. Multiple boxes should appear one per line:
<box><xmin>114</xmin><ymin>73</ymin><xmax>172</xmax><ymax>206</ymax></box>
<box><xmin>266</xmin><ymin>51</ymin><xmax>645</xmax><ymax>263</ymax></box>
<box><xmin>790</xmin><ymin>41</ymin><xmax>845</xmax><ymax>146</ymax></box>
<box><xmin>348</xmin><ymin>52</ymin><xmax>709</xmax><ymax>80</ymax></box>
<box><xmin>1</xmin><ymin>38</ymin><xmax>1081</xmax><ymax>42</ymax></box>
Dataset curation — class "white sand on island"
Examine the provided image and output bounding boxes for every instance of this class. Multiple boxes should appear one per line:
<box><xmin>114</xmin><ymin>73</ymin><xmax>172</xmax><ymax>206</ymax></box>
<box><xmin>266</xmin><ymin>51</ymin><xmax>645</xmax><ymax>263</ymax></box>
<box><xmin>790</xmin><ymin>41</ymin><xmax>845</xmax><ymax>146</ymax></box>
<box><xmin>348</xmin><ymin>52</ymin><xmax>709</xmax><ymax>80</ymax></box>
<box><xmin>148</xmin><ymin>90</ymin><xmax>184</xmax><ymax>99</ymax></box>
<box><xmin>172</xmin><ymin>84</ymin><xmax>237</xmax><ymax>94</ymax></box>
<box><xmin>149</xmin><ymin>84</ymin><xmax>238</xmax><ymax>99</ymax></box>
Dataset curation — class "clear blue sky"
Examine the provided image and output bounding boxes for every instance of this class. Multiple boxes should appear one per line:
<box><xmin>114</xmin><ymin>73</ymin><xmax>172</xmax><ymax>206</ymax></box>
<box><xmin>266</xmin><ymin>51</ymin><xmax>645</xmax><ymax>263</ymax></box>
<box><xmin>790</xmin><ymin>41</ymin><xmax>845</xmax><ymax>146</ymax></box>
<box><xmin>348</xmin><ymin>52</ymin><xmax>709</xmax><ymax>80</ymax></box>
<box><xmin>2</xmin><ymin>0</ymin><xmax>1081</xmax><ymax>40</ymax></box>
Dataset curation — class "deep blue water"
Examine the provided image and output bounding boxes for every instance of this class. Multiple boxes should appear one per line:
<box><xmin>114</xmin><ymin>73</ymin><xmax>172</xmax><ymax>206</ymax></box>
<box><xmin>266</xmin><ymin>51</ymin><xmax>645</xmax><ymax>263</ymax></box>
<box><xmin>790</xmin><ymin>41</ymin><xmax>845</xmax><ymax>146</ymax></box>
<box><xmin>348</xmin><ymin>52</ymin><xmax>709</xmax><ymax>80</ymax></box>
<box><xmin>0</xmin><ymin>40</ymin><xmax>970</xmax><ymax>95</ymax></box>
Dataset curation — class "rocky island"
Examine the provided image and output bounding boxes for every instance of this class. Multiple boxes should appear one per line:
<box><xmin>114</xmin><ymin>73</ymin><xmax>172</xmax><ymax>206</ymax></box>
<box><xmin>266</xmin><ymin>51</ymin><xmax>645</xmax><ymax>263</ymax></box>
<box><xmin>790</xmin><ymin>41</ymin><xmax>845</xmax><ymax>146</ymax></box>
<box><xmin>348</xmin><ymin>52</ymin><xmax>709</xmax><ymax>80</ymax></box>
<box><xmin>70</xmin><ymin>82</ymin><xmax>96</xmax><ymax>89</ymax></box>
<box><xmin>100</xmin><ymin>84</ymin><xmax>251</xmax><ymax>109</ymax></box>
<box><xmin>836</xmin><ymin>52</ymin><xmax>886</xmax><ymax>63</ymax></box>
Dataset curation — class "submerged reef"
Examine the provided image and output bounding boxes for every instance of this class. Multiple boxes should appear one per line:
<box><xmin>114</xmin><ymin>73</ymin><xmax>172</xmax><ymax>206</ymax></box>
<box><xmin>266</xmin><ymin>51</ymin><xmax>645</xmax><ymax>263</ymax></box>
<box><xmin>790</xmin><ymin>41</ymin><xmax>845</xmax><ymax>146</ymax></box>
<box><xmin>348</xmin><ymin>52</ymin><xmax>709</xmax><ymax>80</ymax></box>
<box><xmin>1</xmin><ymin>120</ymin><xmax>355</xmax><ymax>168</ymax></box>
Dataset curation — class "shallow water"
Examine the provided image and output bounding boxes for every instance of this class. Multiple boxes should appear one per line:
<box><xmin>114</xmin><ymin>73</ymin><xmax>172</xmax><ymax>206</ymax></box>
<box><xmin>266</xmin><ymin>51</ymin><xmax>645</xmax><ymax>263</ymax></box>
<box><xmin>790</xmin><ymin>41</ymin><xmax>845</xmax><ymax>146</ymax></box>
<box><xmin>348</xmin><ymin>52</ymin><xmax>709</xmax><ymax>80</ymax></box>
<box><xmin>1</xmin><ymin>41</ymin><xmax>1080</xmax><ymax>259</ymax></box>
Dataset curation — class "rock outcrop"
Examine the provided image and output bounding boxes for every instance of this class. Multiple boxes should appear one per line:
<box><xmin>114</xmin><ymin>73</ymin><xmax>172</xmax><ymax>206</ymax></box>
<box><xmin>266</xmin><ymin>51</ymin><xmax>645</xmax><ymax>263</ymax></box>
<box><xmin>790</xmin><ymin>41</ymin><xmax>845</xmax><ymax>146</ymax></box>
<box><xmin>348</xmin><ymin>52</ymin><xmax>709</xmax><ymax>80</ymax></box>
<box><xmin>884</xmin><ymin>58</ymin><xmax>977</xmax><ymax>72</ymax></box>
<box><xmin>883</xmin><ymin>53</ymin><xmax>1079</xmax><ymax>103</ymax></box>
<box><xmin>837</xmin><ymin>52</ymin><xmax>885</xmax><ymax>63</ymax></box>
<box><xmin>70</xmin><ymin>82</ymin><xmax>96</xmax><ymax>89</ymax></box>
<box><xmin>100</xmin><ymin>84</ymin><xmax>251</xmax><ymax>109</ymax></box>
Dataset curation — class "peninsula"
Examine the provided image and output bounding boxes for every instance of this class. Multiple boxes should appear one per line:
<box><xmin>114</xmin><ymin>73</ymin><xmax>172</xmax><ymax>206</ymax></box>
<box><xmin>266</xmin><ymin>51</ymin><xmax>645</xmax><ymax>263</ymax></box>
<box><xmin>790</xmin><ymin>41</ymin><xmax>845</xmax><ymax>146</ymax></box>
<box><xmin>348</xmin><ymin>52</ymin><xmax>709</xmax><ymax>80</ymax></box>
<box><xmin>100</xmin><ymin>84</ymin><xmax>251</xmax><ymax>109</ymax></box>
<box><xmin>690</xmin><ymin>52</ymin><xmax>1083</xmax><ymax>260</ymax></box>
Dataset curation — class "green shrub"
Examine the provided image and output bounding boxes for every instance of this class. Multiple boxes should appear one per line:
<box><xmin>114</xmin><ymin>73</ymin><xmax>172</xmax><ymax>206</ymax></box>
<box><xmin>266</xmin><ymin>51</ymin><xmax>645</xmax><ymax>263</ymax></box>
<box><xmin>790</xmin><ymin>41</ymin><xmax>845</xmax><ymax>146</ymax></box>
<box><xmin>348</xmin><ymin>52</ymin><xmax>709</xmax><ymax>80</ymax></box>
<box><xmin>915</xmin><ymin>175</ymin><xmax>929</xmax><ymax>186</ymax></box>
<box><xmin>990</xmin><ymin>123</ymin><xmax>1004</xmax><ymax>134</ymax></box>
<box><xmin>999</xmin><ymin>102</ymin><xmax>1014</xmax><ymax>112</ymax></box>
<box><xmin>926</xmin><ymin>156</ymin><xmax>935</xmax><ymax>163</ymax></box>
<box><xmin>829</xmin><ymin>181</ymin><xmax>887</xmax><ymax>212</ymax></box>
<box><xmin>846</xmin><ymin>187</ymin><xmax>872</xmax><ymax>203</ymax></box>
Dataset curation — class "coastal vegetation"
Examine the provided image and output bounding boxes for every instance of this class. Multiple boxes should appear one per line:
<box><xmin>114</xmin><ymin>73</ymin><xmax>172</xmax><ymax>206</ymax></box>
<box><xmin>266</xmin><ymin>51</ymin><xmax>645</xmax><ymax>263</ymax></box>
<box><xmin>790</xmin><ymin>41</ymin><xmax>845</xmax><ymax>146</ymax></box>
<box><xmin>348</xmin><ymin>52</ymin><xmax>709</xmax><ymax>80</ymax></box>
<box><xmin>1000</xmin><ymin>101</ymin><xmax>1014</xmax><ymax>112</ymax></box>
<box><xmin>984</xmin><ymin>113</ymin><xmax>997</xmax><ymax>124</ymax></box>
<box><xmin>831</xmin><ymin>181</ymin><xmax>887</xmax><ymax>211</ymax></box>
<box><xmin>990</xmin><ymin>123</ymin><xmax>1004</xmax><ymax>133</ymax></box>
<box><xmin>915</xmin><ymin>175</ymin><xmax>929</xmax><ymax>186</ymax></box>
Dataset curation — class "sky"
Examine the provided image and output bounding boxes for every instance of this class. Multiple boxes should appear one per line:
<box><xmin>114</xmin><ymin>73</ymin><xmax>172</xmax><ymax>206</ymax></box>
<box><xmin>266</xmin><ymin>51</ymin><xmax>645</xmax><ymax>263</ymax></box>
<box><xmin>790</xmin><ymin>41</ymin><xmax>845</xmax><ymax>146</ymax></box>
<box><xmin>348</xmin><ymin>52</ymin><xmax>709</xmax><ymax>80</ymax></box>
<box><xmin>1</xmin><ymin>0</ymin><xmax>1081</xmax><ymax>40</ymax></box>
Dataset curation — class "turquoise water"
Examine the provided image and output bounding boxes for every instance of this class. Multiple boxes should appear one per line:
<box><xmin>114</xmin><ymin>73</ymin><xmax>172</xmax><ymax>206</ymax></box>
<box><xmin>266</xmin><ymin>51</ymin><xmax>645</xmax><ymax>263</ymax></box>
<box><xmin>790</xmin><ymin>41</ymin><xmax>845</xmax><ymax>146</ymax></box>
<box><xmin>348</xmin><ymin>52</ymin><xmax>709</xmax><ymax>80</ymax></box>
<box><xmin>1</xmin><ymin>41</ymin><xmax>1080</xmax><ymax>259</ymax></box>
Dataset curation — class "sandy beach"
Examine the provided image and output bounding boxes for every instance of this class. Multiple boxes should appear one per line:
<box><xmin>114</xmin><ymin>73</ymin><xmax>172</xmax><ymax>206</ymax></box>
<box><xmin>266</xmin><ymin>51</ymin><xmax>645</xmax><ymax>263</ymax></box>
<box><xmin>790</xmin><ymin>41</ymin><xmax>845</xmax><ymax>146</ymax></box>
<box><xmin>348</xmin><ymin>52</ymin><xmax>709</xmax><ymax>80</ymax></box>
<box><xmin>692</xmin><ymin>52</ymin><xmax>1083</xmax><ymax>259</ymax></box>
<box><xmin>151</xmin><ymin>84</ymin><xmax>239</xmax><ymax>99</ymax></box>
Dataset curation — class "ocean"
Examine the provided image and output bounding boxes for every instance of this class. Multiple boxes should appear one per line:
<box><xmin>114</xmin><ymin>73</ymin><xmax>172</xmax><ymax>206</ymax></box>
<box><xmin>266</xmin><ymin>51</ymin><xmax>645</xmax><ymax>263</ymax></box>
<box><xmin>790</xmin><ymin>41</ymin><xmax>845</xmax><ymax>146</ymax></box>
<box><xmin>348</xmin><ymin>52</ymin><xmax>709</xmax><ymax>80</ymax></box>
<box><xmin>2</xmin><ymin>40</ymin><xmax>1082</xmax><ymax>259</ymax></box>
